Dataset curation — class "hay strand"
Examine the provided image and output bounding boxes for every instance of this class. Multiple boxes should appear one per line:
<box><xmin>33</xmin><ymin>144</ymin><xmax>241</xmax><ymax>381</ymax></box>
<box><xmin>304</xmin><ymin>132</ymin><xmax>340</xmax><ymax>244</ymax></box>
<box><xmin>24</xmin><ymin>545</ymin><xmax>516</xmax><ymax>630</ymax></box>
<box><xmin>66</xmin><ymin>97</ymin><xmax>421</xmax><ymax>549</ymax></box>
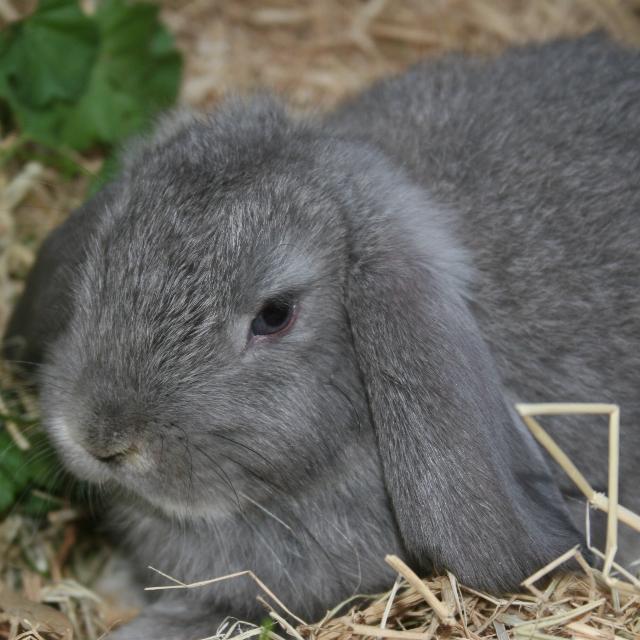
<box><xmin>145</xmin><ymin>566</ymin><xmax>308</xmax><ymax>626</ymax></box>
<box><xmin>383</xmin><ymin>556</ymin><xmax>455</xmax><ymax>626</ymax></box>
<box><xmin>515</xmin><ymin>403</ymin><xmax>640</xmax><ymax>593</ymax></box>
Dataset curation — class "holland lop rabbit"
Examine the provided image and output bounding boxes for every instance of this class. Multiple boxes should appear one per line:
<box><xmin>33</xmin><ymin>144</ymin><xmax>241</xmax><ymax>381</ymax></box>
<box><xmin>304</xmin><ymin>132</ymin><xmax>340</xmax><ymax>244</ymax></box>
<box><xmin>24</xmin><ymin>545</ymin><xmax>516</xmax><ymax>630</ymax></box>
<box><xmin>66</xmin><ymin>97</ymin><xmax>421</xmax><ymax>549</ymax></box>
<box><xmin>5</xmin><ymin>34</ymin><xmax>640</xmax><ymax>639</ymax></box>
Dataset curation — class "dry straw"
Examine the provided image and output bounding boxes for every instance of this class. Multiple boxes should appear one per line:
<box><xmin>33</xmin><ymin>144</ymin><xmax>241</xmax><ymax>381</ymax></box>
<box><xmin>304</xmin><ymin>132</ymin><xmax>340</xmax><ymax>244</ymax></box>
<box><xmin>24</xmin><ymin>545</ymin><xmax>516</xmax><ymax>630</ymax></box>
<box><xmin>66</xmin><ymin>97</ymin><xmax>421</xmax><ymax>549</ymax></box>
<box><xmin>516</xmin><ymin>404</ymin><xmax>640</xmax><ymax>593</ymax></box>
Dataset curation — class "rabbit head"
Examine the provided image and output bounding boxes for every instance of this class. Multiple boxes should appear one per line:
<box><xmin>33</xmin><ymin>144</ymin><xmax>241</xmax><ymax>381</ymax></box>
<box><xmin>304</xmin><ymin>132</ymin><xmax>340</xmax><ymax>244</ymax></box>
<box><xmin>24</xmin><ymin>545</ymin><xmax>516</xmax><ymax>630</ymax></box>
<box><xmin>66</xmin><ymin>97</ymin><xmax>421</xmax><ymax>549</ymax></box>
<box><xmin>20</xmin><ymin>97</ymin><xmax>580</xmax><ymax>591</ymax></box>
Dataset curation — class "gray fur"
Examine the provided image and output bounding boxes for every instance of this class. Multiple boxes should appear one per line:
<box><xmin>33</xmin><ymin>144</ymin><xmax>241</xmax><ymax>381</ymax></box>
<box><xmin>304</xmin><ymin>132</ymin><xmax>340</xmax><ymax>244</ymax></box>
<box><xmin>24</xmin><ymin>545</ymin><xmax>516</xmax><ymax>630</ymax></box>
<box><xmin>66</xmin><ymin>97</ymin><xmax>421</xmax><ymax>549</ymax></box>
<box><xmin>4</xmin><ymin>34</ymin><xmax>640</xmax><ymax>639</ymax></box>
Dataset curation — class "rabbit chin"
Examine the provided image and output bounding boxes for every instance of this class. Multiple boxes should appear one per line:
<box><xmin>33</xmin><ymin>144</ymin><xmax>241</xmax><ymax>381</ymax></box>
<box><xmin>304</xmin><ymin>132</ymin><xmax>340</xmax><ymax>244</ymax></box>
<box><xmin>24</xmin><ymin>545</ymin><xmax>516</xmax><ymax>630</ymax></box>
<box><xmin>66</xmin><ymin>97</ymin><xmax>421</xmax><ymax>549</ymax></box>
<box><xmin>133</xmin><ymin>492</ymin><xmax>236</xmax><ymax>522</ymax></box>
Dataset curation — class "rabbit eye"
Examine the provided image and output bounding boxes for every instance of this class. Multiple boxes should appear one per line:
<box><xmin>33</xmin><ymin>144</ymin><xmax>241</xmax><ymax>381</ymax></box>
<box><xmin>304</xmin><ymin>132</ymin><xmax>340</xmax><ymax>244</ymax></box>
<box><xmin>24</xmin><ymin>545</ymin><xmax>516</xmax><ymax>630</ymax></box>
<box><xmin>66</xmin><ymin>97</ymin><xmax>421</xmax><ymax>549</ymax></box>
<box><xmin>251</xmin><ymin>299</ymin><xmax>296</xmax><ymax>336</ymax></box>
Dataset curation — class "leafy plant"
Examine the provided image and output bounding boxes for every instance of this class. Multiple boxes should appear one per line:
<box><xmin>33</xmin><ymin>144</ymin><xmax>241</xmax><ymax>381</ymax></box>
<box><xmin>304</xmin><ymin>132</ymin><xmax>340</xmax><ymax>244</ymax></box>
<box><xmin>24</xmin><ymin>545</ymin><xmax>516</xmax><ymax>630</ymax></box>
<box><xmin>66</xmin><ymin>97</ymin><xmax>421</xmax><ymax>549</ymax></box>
<box><xmin>0</xmin><ymin>406</ymin><xmax>64</xmax><ymax>516</ymax></box>
<box><xmin>0</xmin><ymin>0</ymin><xmax>182</xmax><ymax>153</ymax></box>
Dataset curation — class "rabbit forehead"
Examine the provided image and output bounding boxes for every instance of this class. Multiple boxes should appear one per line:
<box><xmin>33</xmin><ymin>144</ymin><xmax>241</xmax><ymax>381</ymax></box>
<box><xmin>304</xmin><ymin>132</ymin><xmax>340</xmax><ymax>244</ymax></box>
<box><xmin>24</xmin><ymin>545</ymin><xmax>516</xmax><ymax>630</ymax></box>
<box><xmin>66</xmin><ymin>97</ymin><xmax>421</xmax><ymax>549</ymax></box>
<box><xmin>138</xmin><ymin>181</ymin><xmax>331</xmax><ymax>281</ymax></box>
<box><xmin>62</xmin><ymin>172</ymin><xmax>345</xmax><ymax>374</ymax></box>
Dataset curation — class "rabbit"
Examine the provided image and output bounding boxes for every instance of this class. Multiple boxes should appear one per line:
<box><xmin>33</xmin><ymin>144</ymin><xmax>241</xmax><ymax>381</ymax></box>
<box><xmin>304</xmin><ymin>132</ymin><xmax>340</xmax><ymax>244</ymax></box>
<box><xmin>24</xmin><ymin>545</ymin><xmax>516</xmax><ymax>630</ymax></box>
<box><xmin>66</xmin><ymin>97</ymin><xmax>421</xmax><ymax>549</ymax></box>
<box><xmin>4</xmin><ymin>32</ymin><xmax>640</xmax><ymax>640</ymax></box>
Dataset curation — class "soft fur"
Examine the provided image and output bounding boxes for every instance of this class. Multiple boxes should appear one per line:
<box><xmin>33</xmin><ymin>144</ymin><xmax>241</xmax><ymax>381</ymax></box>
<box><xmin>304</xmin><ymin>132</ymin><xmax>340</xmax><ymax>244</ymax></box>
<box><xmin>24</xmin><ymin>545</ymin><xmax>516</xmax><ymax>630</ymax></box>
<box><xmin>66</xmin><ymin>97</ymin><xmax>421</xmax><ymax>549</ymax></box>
<box><xmin>4</xmin><ymin>34</ymin><xmax>639</xmax><ymax>639</ymax></box>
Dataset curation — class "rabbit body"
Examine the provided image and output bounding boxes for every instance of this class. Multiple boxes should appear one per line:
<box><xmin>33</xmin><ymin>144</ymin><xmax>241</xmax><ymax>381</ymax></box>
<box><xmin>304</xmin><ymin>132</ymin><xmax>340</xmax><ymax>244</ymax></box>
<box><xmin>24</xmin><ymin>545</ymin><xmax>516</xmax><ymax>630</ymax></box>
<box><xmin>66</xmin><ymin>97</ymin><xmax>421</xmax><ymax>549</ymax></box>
<box><xmin>330</xmin><ymin>33</ymin><xmax>640</xmax><ymax>526</ymax></box>
<box><xmin>4</xmin><ymin>34</ymin><xmax>640</xmax><ymax>640</ymax></box>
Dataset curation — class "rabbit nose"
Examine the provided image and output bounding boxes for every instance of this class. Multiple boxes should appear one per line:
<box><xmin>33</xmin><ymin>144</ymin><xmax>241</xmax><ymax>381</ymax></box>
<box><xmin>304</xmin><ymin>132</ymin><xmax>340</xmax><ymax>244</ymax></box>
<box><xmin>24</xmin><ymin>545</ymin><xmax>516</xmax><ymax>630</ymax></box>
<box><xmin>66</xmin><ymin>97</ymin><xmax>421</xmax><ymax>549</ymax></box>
<box><xmin>78</xmin><ymin>398</ymin><xmax>143</xmax><ymax>463</ymax></box>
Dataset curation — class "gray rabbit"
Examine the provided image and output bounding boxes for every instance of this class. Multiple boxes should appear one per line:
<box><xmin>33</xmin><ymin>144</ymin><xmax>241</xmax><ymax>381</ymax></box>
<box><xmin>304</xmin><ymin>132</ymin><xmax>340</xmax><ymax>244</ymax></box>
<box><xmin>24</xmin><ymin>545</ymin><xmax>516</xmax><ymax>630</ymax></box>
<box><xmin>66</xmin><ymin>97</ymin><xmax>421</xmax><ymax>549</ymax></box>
<box><xmin>4</xmin><ymin>33</ymin><xmax>640</xmax><ymax>640</ymax></box>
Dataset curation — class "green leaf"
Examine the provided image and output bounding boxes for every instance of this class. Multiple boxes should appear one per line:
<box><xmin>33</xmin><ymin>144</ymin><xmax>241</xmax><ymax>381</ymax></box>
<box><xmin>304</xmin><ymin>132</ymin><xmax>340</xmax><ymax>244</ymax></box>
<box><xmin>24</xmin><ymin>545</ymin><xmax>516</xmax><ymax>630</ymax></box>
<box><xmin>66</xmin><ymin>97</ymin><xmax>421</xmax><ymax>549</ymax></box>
<box><xmin>63</xmin><ymin>0</ymin><xmax>181</xmax><ymax>149</ymax></box>
<box><xmin>21</xmin><ymin>491</ymin><xmax>62</xmax><ymax>517</ymax></box>
<box><xmin>0</xmin><ymin>429</ymin><xmax>31</xmax><ymax>488</ymax></box>
<box><xmin>24</xmin><ymin>433</ymin><xmax>62</xmax><ymax>490</ymax></box>
<box><xmin>0</xmin><ymin>0</ymin><xmax>98</xmax><ymax>109</ymax></box>
<box><xmin>0</xmin><ymin>426</ymin><xmax>64</xmax><ymax>515</ymax></box>
<box><xmin>0</xmin><ymin>466</ymin><xmax>17</xmax><ymax>513</ymax></box>
<box><xmin>0</xmin><ymin>0</ymin><xmax>182</xmax><ymax>151</ymax></box>
<box><xmin>259</xmin><ymin>618</ymin><xmax>275</xmax><ymax>640</ymax></box>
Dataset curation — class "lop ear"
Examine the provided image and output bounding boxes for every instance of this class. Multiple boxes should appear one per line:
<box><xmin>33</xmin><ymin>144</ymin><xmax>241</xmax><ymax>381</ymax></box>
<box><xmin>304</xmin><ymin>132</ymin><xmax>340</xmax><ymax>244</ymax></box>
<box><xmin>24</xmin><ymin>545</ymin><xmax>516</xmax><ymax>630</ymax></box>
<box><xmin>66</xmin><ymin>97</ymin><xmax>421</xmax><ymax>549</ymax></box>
<box><xmin>344</xmin><ymin>184</ymin><xmax>581</xmax><ymax>592</ymax></box>
<box><xmin>3</xmin><ymin>187</ymin><xmax>110</xmax><ymax>368</ymax></box>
